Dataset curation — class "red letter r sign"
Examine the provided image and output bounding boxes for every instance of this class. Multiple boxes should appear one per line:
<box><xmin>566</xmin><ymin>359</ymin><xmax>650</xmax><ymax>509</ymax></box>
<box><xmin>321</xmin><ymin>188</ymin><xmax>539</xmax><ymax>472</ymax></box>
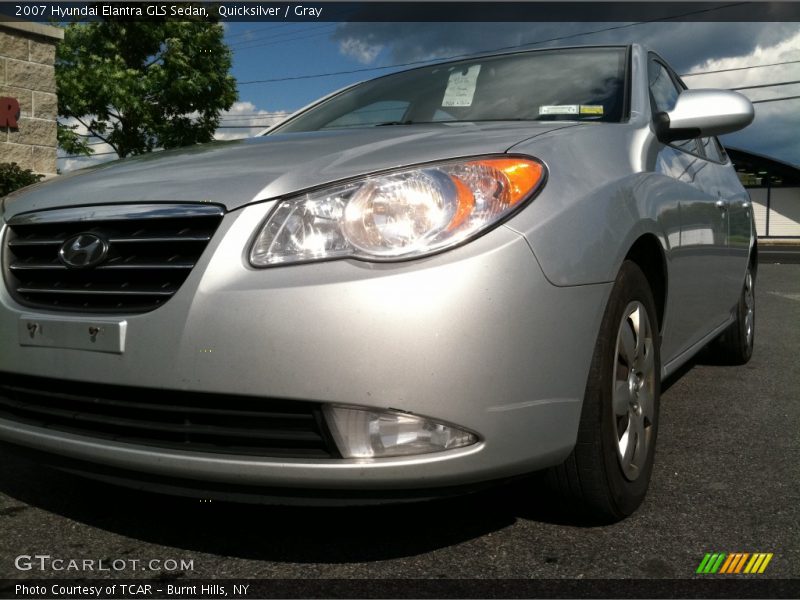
<box><xmin>0</xmin><ymin>97</ymin><xmax>20</xmax><ymax>128</ymax></box>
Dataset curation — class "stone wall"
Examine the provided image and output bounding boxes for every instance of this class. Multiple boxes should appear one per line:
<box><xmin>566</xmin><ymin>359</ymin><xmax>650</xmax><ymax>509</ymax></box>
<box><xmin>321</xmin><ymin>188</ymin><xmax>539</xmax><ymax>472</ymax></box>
<box><xmin>0</xmin><ymin>21</ymin><xmax>63</xmax><ymax>176</ymax></box>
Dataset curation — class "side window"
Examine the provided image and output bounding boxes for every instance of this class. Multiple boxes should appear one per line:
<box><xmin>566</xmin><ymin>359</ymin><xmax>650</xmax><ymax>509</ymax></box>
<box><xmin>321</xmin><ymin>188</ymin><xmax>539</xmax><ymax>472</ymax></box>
<box><xmin>701</xmin><ymin>137</ymin><xmax>725</xmax><ymax>163</ymax></box>
<box><xmin>648</xmin><ymin>60</ymin><xmax>680</xmax><ymax>113</ymax></box>
<box><xmin>674</xmin><ymin>137</ymin><xmax>703</xmax><ymax>156</ymax></box>
<box><xmin>649</xmin><ymin>57</ymin><xmax>704</xmax><ymax>157</ymax></box>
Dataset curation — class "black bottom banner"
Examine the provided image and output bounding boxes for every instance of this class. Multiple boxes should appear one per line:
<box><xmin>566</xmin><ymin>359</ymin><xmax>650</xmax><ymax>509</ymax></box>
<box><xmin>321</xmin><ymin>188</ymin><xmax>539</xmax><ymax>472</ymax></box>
<box><xmin>1</xmin><ymin>578</ymin><xmax>799</xmax><ymax>599</ymax></box>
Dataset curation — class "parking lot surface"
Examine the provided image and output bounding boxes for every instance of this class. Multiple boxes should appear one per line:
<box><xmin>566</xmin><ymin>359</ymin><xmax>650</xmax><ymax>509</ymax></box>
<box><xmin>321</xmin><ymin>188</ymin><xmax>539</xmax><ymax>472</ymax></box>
<box><xmin>0</xmin><ymin>264</ymin><xmax>798</xmax><ymax>581</ymax></box>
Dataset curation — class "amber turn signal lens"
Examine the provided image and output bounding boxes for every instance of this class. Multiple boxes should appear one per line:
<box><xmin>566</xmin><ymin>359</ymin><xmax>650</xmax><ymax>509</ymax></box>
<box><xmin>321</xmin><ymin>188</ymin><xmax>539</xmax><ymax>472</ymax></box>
<box><xmin>467</xmin><ymin>158</ymin><xmax>545</xmax><ymax>206</ymax></box>
<box><xmin>447</xmin><ymin>176</ymin><xmax>476</xmax><ymax>232</ymax></box>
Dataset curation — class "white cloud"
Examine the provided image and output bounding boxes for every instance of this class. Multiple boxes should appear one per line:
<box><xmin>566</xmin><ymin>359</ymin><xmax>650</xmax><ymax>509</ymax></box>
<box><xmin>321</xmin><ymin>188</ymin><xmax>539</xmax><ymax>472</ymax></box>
<box><xmin>57</xmin><ymin>116</ymin><xmax>119</xmax><ymax>173</ymax></box>
<box><xmin>214</xmin><ymin>101</ymin><xmax>290</xmax><ymax>140</ymax></box>
<box><xmin>684</xmin><ymin>30</ymin><xmax>800</xmax><ymax>164</ymax></box>
<box><xmin>338</xmin><ymin>37</ymin><xmax>383</xmax><ymax>65</ymax></box>
<box><xmin>684</xmin><ymin>29</ymin><xmax>800</xmax><ymax>94</ymax></box>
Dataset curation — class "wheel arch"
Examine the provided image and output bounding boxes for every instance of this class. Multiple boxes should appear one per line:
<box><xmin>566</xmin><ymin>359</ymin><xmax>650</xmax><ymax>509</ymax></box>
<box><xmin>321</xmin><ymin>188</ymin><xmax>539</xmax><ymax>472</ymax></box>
<box><xmin>623</xmin><ymin>233</ymin><xmax>668</xmax><ymax>334</ymax></box>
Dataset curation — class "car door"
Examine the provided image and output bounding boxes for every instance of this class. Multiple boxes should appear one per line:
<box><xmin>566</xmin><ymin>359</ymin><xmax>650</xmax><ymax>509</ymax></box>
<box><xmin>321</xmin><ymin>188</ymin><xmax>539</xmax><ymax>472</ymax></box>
<box><xmin>648</xmin><ymin>56</ymin><xmax>731</xmax><ymax>361</ymax></box>
<box><xmin>700</xmin><ymin>136</ymin><xmax>752</xmax><ymax>308</ymax></box>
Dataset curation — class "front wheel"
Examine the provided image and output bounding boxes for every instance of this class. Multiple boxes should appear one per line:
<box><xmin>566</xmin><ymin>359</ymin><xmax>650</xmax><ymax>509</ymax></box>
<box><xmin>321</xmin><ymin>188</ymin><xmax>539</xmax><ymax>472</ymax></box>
<box><xmin>547</xmin><ymin>261</ymin><xmax>660</xmax><ymax>522</ymax></box>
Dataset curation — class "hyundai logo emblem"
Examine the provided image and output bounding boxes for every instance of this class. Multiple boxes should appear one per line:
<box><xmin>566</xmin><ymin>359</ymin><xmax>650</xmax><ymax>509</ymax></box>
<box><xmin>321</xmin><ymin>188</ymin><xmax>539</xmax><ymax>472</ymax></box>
<box><xmin>58</xmin><ymin>233</ymin><xmax>110</xmax><ymax>269</ymax></box>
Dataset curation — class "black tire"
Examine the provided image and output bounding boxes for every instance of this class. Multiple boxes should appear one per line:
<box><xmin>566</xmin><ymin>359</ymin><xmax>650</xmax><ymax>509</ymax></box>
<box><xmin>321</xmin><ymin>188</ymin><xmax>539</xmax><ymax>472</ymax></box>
<box><xmin>707</xmin><ymin>264</ymin><xmax>755</xmax><ymax>365</ymax></box>
<box><xmin>547</xmin><ymin>261</ymin><xmax>661</xmax><ymax>523</ymax></box>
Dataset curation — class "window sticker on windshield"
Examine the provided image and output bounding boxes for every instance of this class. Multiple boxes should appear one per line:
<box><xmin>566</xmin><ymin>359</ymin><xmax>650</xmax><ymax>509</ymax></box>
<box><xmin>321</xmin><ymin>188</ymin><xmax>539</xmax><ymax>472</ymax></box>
<box><xmin>539</xmin><ymin>105</ymin><xmax>579</xmax><ymax>115</ymax></box>
<box><xmin>442</xmin><ymin>65</ymin><xmax>482</xmax><ymax>107</ymax></box>
<box><xmin>539</xmin><ymin>105</ymin><xmax>604</xmax><ymax>116</ymax></box>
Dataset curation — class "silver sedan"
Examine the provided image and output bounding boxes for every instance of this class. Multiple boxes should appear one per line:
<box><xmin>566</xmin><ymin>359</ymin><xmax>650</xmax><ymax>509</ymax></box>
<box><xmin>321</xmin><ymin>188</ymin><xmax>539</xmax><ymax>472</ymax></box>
<box><xmin>0</xmin><ymin>44</ymin><xmax>755</xmax><ymax>521</ymax></box>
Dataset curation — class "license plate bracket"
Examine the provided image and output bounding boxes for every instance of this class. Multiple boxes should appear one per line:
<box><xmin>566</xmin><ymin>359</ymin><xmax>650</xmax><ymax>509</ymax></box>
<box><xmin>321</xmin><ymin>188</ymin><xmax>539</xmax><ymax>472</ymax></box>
<box><xmin>18</xmin><ymin>315</ymin><xmax>127</xmax><ymax>354</ymax></box>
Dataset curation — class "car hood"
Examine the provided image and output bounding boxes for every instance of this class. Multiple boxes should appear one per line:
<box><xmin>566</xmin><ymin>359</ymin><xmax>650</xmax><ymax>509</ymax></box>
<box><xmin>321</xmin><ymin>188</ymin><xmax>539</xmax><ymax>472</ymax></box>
<box><xmin>3</xmin><ymin>122</ymin><xmax>574</xmax><ymax>218</ymax></box>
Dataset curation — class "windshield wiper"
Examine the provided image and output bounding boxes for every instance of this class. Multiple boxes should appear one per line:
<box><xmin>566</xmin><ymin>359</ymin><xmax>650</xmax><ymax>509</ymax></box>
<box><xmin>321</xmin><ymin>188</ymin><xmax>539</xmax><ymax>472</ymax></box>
<box><xmin>372</xmin><ymin>118</ymin><xmax>583</xmax><ymax>127</ymax></box>
<box><xmin>374</xmin><ymin>120</ymin><xmax>418</xmax><ymax>126</ymax></box>
<box><xmin>375</xmin><ymin>119</ymin><xmax>540</xmax><ymax>126</ymax></box>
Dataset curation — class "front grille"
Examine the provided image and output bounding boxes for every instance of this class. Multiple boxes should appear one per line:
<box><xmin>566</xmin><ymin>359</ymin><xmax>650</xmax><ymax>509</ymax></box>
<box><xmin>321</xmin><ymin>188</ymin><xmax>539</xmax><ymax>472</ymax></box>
<box><xmin>0</xmin><ymin>373</ymin><xmax>338</xmax><ymax>458</ymax></box>
<box><xmin>3</xmin><ymin>203</ymin><xmax>224</xmax><ymax>313</ymax></box>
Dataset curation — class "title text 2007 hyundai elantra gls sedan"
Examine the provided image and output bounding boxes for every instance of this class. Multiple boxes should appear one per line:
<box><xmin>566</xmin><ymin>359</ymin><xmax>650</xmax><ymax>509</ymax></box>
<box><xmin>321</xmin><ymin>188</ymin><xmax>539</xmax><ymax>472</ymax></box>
<box><xmin>0</xmin><ymin>45</ymin><xmax>755</xmax><ymax>521</ymax></box>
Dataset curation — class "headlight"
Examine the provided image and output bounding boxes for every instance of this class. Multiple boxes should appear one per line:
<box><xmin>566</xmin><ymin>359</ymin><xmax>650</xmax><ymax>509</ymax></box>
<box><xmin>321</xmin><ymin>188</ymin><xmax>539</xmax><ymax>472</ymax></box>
<box><xmin>250</xmin><ymin>156</ymin><xmax>545</xmax><ymax>266</ymax></box>
<box><xmin>323</xmin><ymin>405</ymin><xmax>478</xmax><ymax>458</ymax></box>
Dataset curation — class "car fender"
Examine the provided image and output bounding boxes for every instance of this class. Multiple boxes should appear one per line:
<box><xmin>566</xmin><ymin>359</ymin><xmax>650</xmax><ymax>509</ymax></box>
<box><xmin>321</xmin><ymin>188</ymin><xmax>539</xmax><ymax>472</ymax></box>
<box><xmin>505</xmin><ymin>125</ymin><xmax>674</xmax><ymax>288</ymax></box>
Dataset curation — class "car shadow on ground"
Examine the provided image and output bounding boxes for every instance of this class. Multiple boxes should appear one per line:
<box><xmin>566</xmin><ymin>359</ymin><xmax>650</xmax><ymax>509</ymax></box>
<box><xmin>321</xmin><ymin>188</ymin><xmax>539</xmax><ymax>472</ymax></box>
<box><xmin>0</xmin><ymin>450</ymin><xmax>602</xmax><ymax>564</ymax></box>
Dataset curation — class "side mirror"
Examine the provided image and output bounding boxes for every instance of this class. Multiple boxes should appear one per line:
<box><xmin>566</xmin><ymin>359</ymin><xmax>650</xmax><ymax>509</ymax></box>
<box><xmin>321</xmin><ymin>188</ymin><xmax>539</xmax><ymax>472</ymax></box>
<box><xmin>654</xmin><ymin>89</ymin><xmax>754</xmax><ymax>143</ymax></box>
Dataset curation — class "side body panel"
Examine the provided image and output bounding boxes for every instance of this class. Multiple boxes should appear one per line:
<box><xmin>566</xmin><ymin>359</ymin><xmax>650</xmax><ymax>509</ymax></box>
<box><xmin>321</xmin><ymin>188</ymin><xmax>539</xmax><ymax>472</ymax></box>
<box><xmin>504</xmin><ymin>45</ymin><xmax>753</xmax><ymax>373</ymax></box>
<box><xmin>719</xmin><ymin>159</ymin><xmax>755</xmax><ymax>297</ymax></box>
<box><xmin>655</xmin><ymin>146</ymin><xmax>730</xmax><ymax>360</ymax></box>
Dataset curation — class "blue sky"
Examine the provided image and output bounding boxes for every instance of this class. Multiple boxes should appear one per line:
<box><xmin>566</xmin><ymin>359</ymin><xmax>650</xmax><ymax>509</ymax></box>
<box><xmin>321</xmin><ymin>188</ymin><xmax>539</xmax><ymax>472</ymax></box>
<box><xmin>225</xmin><ymin>21</ymin><xmax>368</xmax><ymax>111</ymax></box>
<box><xmin>60</xmin><ymin>20</ymin><xmax>800</xmax><ymax>171</ymax></box>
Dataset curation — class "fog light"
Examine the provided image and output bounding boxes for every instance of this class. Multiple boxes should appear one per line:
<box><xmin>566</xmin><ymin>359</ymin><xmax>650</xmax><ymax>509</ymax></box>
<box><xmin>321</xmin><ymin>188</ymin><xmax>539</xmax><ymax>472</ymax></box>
<box><xmin>322</xmin><ymin>405</ymin><xmax>478</xmax><ymax>458</ymax></box>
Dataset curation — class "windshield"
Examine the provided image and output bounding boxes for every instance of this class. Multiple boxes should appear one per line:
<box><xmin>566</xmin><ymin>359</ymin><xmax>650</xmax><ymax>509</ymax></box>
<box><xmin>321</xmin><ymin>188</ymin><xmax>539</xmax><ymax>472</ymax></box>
<box><xmin>272</xmin><ymin>47</ymin><xmax>628</xmax><ymax>133</ymax></box>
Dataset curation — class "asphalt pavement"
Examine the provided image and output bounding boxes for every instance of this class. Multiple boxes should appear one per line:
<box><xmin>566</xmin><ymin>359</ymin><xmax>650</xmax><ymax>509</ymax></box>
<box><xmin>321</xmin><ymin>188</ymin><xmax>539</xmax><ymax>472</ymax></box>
<box><xmin>0</xmin><ymin>264</ymin><xmax>798</xmax><ymax>584</ymax></box>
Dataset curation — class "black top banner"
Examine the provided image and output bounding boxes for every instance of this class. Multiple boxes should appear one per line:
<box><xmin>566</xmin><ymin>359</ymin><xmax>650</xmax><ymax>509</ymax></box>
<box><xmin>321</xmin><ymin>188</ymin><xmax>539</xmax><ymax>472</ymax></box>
<box><xmin>1</xmin><ymin>2</ymin><xmax>800</xmax><ymax>23</ymax></box>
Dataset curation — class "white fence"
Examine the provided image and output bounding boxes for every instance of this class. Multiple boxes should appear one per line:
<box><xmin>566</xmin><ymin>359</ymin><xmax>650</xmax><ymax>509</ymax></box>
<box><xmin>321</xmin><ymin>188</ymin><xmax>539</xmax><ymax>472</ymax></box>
<box><xmin>747</xmin><ymin>187</ymin><xmax>800</xmax><ymax>238</ymax></box>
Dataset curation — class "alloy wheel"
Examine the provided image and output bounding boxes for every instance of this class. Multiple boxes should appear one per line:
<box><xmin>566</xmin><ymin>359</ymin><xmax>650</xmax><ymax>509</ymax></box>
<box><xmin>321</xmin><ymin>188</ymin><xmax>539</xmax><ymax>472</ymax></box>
<box><xmin>744</xmin><ymin>269</ymin><xmax>755</xmax><ymax>350</ymax></box>
<box><xmin>612</xmin><ymin>301</ymin><xmax>656</xmax><ymax>481</ymax></box>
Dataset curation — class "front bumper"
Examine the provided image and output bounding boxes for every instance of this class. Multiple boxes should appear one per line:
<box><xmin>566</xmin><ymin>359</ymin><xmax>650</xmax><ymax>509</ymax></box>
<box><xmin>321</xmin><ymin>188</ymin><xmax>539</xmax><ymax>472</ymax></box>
<box><xmin>0</xmin><ymin>202</ymin><xmax>612</xmax><ymax>494</ymax></box>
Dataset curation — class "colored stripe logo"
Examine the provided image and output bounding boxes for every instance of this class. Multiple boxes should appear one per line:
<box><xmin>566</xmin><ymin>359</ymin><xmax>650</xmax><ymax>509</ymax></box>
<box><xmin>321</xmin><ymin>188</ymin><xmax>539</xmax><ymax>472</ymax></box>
<box><xmin>696</xmin><ymin>553</ymin><xmax>773</xmax><ymax>574</ymax></box>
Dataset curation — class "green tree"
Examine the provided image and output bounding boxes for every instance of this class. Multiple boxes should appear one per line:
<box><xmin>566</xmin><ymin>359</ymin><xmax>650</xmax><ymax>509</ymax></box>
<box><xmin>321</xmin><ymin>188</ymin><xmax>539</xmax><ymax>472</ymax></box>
<box><xmin>0</xmin><ymin>163</ymin><xmax>44</xmax><ymax>196</ymax></box>
<box><xmin>57</xmin><ymin>19</ymin><xmax>237</xmax><ymax>158</ymax></box>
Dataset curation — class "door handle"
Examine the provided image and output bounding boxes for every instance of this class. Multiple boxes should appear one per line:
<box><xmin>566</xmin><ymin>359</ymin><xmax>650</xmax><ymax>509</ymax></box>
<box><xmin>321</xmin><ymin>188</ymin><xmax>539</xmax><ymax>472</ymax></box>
<box><xmin>741</xmin><ymin>201</ymin><xmax>751</xmax><ymax>209</ymax></box>
<box><xmin>715</xmin><ymin>199</ymin><xmax>729</xmax><ymax>211</ymax></box>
